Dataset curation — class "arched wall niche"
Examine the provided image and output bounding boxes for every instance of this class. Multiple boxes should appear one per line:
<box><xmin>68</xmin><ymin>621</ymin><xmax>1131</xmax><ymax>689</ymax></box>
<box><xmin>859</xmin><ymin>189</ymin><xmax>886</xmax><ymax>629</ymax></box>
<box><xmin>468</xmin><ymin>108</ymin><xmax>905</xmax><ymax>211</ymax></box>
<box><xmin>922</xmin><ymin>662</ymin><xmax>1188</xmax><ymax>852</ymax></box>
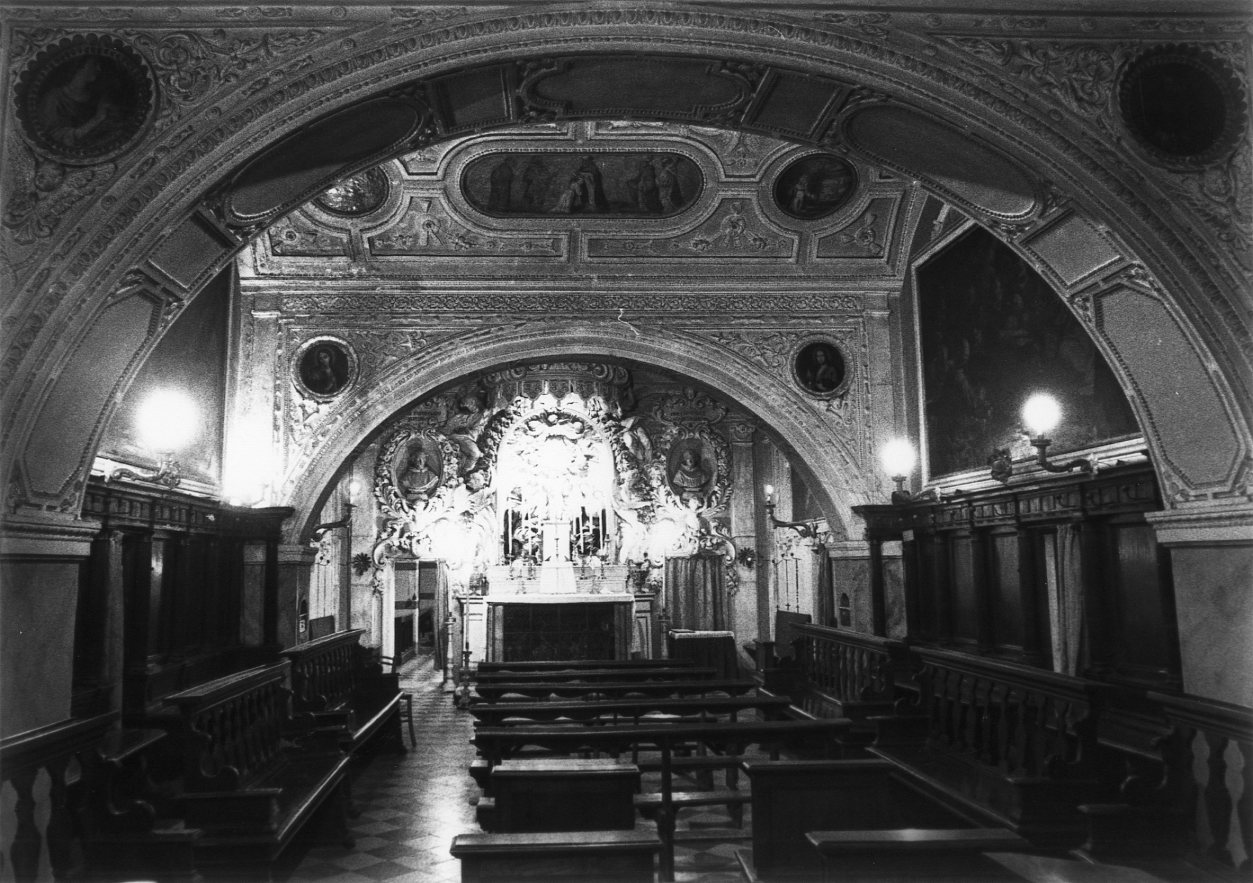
<box><xmin>2</xmin><ymin>7</ymin><xmax>1249</xmax><ymax>523</ymax></box>
<box><xmin>284</xmin><ymin>326</ymin><xmax>864</xmax><ymax>546</ymax></box>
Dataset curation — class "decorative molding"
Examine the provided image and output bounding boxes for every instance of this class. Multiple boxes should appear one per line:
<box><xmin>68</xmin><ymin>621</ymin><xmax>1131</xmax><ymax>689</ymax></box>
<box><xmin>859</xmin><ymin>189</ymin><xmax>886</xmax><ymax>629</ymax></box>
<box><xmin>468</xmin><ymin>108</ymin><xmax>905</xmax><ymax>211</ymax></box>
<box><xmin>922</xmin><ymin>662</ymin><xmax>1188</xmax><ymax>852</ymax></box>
<box><xmin>369</xmin><ymin>196</ymin><xmax>563</xmax><ymax>257</ymax></box>
<box><xmin>2</xmin><ymin>5</ymin><xmax>1251</xmax><ymax>516</ymax></box>
<box><xmin>947</xmin><ymin>37</ymin><xmax>1118</xmax><ymax>117</ymax></box>
<box><xmin>127</xmin><ymin>28</ymin><xmax>328</xmax><ymax>107</ymax></box>
<box><xmin>273</xmin><ymin>292</ymin><xmax>864</xmax><ymax>314</ymax></box>
<box><xmin>586</xmin><ymin>198</ymin><xmax>793</xmax><ymax>259</ymax></box>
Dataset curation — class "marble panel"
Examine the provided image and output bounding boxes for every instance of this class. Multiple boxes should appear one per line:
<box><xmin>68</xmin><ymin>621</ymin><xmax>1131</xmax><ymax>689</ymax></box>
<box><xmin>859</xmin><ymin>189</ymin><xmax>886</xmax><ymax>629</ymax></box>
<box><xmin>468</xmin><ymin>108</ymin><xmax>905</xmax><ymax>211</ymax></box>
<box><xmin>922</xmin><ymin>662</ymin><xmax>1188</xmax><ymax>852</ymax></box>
<box><xmin>1171</xmin><ymin>544</ymin><xmax>1253</xmax><ymax>706</ymax></box>
<box><xmin>0</xmin><ymin>559</ymin><xmax>77</xmax><ymax>735</ymax></box>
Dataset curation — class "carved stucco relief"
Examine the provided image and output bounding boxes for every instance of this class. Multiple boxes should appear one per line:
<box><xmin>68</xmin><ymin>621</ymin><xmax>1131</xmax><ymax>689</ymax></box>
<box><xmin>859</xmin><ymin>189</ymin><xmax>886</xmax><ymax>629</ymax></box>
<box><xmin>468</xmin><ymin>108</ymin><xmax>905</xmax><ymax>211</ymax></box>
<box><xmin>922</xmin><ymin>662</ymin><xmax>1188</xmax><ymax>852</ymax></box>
<box><xmin>2</xmin><ymin>6</ymin><xmax>1251</xmax><ymax>518</ymax></box>
<box><xmin>945</xmin><ymin>35</ymin><xmax>1252</xmax><ymax>277</ymax></box>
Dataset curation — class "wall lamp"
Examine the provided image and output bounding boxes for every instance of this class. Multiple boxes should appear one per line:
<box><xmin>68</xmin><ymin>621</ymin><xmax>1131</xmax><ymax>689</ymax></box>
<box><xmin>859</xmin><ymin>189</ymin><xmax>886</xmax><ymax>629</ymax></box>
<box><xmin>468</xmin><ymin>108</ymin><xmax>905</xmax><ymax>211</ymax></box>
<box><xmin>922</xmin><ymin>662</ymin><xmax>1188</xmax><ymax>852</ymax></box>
<box><xmin>107</xmin><ymin>389</ymin><xmax>198</xmax><ymax>488</ymax></box>
<box><xmin>310</xmin><ymin>478</ymin><xmax>362</xmax><ymax>541</ymax></box>
<box><xmin>762</xmin><ymin>484</ymin><xmax>817</xmax><ymax>540</ymax></box>
<box><xmin>880</xmin><ymin>438</ymin><xmax>943</xmax><ymax>504</ymax></box>
<box><xmin>992</xmin><ymin>393</ymin><xmax>1097</xmax><ymax>483</ymax></box>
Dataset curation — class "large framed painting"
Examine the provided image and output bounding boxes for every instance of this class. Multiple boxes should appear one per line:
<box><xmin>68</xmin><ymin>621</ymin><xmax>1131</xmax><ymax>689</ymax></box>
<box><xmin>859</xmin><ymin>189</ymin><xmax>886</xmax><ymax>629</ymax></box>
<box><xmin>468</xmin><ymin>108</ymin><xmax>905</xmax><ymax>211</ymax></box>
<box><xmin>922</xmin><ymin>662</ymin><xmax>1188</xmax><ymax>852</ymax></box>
<box><xmin>916</xmin><ymin>227</ymin><xmax>1139</xmax><ymax>478</ymax></box>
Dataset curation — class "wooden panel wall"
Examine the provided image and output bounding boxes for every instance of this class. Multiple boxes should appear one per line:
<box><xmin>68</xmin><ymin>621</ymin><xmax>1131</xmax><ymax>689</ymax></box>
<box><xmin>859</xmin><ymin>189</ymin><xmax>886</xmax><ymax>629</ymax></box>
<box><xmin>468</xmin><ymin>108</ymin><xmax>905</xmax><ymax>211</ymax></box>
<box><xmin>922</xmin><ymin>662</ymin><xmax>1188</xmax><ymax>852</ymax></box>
<box><xmin>856</xmin><ymin>464</ymin><xmax>1179</xmax><ymax>689</ymax></box>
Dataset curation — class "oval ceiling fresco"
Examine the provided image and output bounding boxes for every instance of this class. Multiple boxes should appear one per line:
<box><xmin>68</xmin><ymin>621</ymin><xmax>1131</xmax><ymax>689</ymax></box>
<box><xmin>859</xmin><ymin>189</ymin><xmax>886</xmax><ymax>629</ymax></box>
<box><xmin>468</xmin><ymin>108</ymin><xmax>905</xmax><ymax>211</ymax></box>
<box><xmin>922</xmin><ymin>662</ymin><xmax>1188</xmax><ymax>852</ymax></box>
<box><xmin>462</xmin><ymin>151</ymin><xmax>703</xmax><ymax>218</ymax></box>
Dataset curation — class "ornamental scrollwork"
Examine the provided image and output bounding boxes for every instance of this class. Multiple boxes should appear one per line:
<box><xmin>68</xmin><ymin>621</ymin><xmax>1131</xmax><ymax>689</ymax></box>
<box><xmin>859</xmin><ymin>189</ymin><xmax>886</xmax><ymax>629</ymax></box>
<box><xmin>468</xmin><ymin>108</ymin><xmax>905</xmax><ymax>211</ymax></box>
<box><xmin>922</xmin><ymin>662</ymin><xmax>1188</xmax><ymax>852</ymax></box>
<box><xmin>127</xmin><ymin>28</ymin><xmax>327</xmax><ymax>106</ymax></box>
<box><xmin>950</xmin><ymin>38</ymin><xmax>1118</xmax><ymax>117</ymax></box>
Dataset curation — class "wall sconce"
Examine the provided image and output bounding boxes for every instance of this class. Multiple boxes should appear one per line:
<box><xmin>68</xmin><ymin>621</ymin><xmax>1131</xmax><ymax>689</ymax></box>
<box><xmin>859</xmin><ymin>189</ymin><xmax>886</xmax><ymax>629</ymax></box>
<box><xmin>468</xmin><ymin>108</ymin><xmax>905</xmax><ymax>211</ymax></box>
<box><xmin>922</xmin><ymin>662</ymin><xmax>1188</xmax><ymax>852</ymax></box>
<box><xmin>107</xmin><ymin>389</ymin><xmax>199</xmax><ymax>488</ymax></box>
<box><xmin>880</xmin><ymin>438</ymin><xmax>942</xmax><ymax>504</ymax></box>
<box><xmin>763</xmin><ymin>484</ymin><xmax>817</xmax><ymax>540</ymax></box>
<box><xmin>309</xmin><ymin>477</ymin><xmax>361</xmax><ymax>542</ymax></box>
<box><xmin>1017</xmin><ymin>393</ymin><xmax>1097</xmax><ymax>477</ymax></box>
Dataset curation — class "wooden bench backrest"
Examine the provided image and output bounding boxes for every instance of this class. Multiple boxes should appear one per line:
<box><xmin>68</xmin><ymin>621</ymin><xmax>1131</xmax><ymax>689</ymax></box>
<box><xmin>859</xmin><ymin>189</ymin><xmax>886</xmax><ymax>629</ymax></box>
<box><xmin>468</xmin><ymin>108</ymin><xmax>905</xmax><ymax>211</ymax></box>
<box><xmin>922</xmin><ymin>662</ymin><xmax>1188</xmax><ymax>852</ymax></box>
<box><xmin>773</xmin><ymin>611</ymin><xmax>812</xmax><ymax>660</ymax></box>
<box><xmin>911</xmin><ymin>647</ymin><xmax>1100</xmax><ymax>780</ymax></box>
<box><xmin>163</xmin><ymin>662</ymin><xmax>292</xmax><ymax>790</ymax></box>
<box><xmin>281</xmin><ymin>629</ymin><xmax>367</xmax><ymax>713</ymax></box>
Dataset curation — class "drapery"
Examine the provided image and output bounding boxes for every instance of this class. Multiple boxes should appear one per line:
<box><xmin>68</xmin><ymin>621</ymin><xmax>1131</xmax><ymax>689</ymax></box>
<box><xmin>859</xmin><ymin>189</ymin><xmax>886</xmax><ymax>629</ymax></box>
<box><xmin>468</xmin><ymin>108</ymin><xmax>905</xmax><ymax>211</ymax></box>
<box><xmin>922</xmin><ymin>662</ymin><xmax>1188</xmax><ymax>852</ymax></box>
<box><xmin>665</xmin><ymin>553</ymin><xmax>727</xmax><ymax>631</ymax></box>
<box><xmin>1054</xmin><ymin>524</ymin><xmax>1086</xmax><ymax>676</ymax></box>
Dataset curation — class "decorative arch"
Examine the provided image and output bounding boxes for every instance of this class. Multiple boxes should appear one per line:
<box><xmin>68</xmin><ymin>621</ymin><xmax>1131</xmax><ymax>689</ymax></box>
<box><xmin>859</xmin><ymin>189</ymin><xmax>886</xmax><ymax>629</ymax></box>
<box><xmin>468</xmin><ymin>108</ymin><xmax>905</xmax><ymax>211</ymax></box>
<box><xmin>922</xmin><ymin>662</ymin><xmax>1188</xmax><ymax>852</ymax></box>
<box><xmin>2</xmin><ymin>6</ymin><xmax>1249</xmax><ymax>522</ymax></box>
<box><xmin>286</xmin><ymin>322</ymin><xmax>865</xmax><ymax>545</ymax></box>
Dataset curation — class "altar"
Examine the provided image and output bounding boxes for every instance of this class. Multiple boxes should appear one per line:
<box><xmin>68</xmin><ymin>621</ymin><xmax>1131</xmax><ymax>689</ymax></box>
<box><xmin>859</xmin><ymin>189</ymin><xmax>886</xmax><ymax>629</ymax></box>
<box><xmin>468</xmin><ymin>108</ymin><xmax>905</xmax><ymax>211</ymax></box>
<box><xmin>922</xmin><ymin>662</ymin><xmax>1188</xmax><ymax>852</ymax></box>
<box><xmin>476</xmin><ymin>563</ymin><xmax>634</xmax><ymax>661</ymax></box>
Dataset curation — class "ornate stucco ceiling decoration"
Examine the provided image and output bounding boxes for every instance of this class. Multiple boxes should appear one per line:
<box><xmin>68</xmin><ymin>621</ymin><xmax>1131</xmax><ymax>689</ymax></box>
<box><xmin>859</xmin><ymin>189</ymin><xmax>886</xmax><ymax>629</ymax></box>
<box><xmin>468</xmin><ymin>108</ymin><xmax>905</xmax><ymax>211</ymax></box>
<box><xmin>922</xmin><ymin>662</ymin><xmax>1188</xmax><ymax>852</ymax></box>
<box><xmin>240</xmin><ymin>120</ymin><xmax>917</xmax><ymax>285</ymax></box>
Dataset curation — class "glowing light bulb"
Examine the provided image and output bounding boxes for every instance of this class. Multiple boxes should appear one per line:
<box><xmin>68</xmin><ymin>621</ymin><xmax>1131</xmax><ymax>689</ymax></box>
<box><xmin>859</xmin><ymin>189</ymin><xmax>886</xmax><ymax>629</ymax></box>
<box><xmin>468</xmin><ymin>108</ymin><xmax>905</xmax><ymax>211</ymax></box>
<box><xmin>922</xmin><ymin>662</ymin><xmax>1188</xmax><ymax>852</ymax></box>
<box><xmin>880</xmin><ymin>439</ymin><xmax>916</xmax><ymax>479</ymax></box>
<box><xmin>1022</xmin><ymin>393</ymin><xmax>1062</xmax><ymax>438</ymax></box>
<box><xmin>136</xmin><ymin>389</ymin><xmax>199</xmax><ymax>453</ymax></box>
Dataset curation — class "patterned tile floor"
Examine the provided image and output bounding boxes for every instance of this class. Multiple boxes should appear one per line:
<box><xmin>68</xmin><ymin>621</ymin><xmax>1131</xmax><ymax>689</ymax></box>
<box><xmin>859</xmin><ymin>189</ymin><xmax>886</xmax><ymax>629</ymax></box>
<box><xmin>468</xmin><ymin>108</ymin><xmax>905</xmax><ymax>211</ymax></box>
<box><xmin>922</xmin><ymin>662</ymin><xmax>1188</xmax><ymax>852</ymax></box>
<box><xmin>277</xmin><ymin>654</ymin><xmax>1206</xmax><ymax>883</ymax></box>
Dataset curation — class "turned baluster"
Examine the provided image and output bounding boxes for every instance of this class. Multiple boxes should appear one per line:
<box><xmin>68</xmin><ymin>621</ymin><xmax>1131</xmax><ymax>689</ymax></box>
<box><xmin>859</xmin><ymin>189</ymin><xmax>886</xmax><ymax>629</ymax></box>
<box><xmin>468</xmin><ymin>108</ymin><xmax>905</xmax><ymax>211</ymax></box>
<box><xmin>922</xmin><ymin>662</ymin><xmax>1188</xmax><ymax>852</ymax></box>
<box><xmin>44</xmin><ymin>756</ymin><xmax>79</xmax><ymax>878</ymax></box>
<box><xmin>1203</xmin><ymin>731</ymin><xmax>1234</xmax><ymax>866</ymax></box>
<box><xmin>9</xmin><ymin>768</ymin><xmax>41</xmax><ymax>881</ymax></box>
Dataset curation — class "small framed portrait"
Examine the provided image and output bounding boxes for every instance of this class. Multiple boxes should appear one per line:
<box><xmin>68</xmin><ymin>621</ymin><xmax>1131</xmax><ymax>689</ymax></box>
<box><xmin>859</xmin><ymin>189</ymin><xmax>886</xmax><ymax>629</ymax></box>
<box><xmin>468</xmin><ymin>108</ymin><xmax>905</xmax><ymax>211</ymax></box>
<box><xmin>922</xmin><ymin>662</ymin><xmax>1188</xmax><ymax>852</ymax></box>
<box><xmin>792</xmin><ymin>339</ymin><xmax>848</xmax><ymax>397</ymax></box>
<box><xmin>16</xmin><ymin>35</ymin><xmax>154</xmax><ymax>164</ymax></box>
<box><xmin>294</xmin><ymin>337</ymin><xmax>355</xmax><ymax>399</ymax></box>
<box><xmin>774</xmin><ymin>153</ymin><xmax>857</xmax><ymax>221</ymax></box>
<box><xmin>314</xmin><ymin>166</ymin><xmax>391</xmax><ymax>217</ymax></box>
<box><xmin>395</xmin><ymin>437</ymin><xmax>444</xmax><ymax>501</ymax></box>
<box><xmin>1117</xmin><ymin>46</ymin><xmax>1245</xmax><ymax>166</ymax></box>
<box><xmin>667</xmin><ymin>440</ymin><xmax>713</xmax><ymax>505</ymax></box>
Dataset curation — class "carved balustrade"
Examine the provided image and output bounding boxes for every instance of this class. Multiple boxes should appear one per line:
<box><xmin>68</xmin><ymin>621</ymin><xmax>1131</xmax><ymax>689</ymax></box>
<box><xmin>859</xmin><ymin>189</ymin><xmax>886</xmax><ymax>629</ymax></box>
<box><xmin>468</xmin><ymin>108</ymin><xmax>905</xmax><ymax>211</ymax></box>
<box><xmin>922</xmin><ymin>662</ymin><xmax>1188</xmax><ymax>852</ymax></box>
<box><xmin>911</xmin><ymin>647</ymin><xmax>1102</xmax><ymax>782</ymax></box>
<box><xmin>793</xmin><ymin>624</ymin><xmax>909</xmax><ymax>720</ymax></box>
<box><xmin>282</xmin><ymin>629</ymin><xmax>367</xmax><ymax>713</ymax></box>
<box><xmin>1151</xmin><ymin>691</ymin><xmax>1252</xmax><ymax>875</ymax></box>
<box><xmin>161</xmin><ymin>663</ymin><xmax>292</xmax><ymax>791</ymax></box>
<box><xmin>1</xmin><ymin>712</ymin><xmax>116</xmax><ymax>881</ymax></box>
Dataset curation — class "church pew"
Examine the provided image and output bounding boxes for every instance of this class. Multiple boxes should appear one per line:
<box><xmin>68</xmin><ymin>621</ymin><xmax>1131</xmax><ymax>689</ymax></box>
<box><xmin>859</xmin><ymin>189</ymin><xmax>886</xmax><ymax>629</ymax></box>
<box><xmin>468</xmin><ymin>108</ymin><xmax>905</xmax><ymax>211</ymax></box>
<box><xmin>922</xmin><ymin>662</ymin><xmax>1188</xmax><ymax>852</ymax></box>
<box><xmin>476</xmin><ymin>659</ymin><xmax>697</xmax><ymax>674</ymax></box>
<box><xmin>868</xmin><ymin>647</ymin><xmax>1106</xmax><ymax>847</ymax></box>
<box><xmin>478</xmin><ymin>758</ymin><xmax>641</xmax><ymax>833</ymax></box>
<box><xmin>472</xmin><ymin>677</ymin><xmax>758</xmax><ymax>701</ymax></box>
<box><xmin>472</xmin><ymin>718</ymin><xmax>850</xmax><ymax>881</ymax></box>
<box><xmin>281</xmin><ymin>629</ymin><xmax>405</xmax><ymax>755</ymax></box>
<box><xmin>804</xmin><ymin>828</ymin><xmax>1029</xmax><ymax>882</ymax></box>
<box><xmin>155</xmin><ymin>662</ymin><xmax>354</xmax><ymax>877</ymax></box>
<box><xmin>737</xmin><ymin>758</ymin><xmax>1016</xmax><ymax>881</ymax></box>
<box><xmin>450</xmin><ymin>829</ymin><xmax>662</xmax><ymax>882</ymax></box>
<box><xmin>468</xmin><ymin>694</ymin><xmax>793</xmax><ymax>726</ymax></box>
<box><xmin>473</xmin><ymin>665</ymin><xmax>716</xmax><ymax>684</ymax></box>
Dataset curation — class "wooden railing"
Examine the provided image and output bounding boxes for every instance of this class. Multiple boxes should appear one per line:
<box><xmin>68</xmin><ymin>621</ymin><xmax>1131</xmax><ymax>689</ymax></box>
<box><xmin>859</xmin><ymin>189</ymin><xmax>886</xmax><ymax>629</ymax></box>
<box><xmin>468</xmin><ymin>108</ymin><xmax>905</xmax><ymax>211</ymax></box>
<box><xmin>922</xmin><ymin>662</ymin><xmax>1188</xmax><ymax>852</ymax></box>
<box><xmin>1151</xmin><ymin>691</ymin><xmax>1253</xmax><ymax>875</ymax></box>
<box><xmin>1</xmin><ymin>712</ymin><xmax>116</xmax><ymax>881</ymax></box>
<box><xmin>161</xmin><ymin>663</ymin><xmax>291</xmax><ymax>790</ymax></box>
<box><xmin>911</xmin><ymin>647</ymin><xmax>1102</xmax><ymax>782</ymax></box>
<box><xmin>793</xmin><ymin>625</ymin><xmax>909</xmax><ymax>718</ymax></box>
<box><xmin>282</xmin><ymin>629</ymin><xmax>367</xmax><ymax>713</ymax></box>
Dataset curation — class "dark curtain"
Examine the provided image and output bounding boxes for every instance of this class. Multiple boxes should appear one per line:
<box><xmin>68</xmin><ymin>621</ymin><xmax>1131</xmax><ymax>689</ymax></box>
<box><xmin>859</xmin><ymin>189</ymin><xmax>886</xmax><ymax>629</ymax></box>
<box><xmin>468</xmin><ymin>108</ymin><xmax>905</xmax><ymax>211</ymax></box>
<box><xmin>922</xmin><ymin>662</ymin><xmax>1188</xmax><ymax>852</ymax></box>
<box><xmin>665</xmin><ymin>553</ymin><xmax>727</xmax><ymax>631</ymax></box>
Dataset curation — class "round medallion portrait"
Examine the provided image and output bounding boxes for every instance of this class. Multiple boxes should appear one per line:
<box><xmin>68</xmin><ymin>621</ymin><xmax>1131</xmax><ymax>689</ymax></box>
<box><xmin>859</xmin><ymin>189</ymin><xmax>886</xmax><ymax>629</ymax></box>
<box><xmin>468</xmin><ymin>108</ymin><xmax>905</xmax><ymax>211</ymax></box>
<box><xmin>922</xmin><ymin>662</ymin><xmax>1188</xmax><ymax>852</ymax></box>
<box><xmin>294</xmin><ymin>338</ymin><xmax>356</xmax><ymax>399</ymax></box>
<box><xmin>395</xmin><ymin>437</ymin><xmax>444</xmax><ymax>502</ymax></box>
<box><xmin>774</xmin><ymin>154</ymin><xmax>857</xmax><ymax>221</ymax></box>
<box><xmin>792</xmin><ymin>340</ymin><xmax>847</xmax><ymax>397</ymax></box>
<box><xmin>1118</xmin><ymin>46</ymin><xmax>1246</xmax><ymax>165</ymax></box>
<box><xmin>314</xmin><ymin>166</ymin><xmax>391</xmax><ymax>216</ymax></box>
<box><xmin>16</xmin><ymin>35</ymin><xmax>154</xmax><ymax>164</ymax></box>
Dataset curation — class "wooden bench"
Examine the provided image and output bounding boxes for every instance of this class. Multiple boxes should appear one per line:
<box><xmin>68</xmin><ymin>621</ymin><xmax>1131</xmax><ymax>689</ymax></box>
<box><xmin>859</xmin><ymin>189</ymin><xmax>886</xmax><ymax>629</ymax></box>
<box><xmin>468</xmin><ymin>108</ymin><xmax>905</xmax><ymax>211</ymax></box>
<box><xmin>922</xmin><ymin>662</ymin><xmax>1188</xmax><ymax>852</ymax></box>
<box><xmin>477</xmin><ymin>659</ymin><xmax>697</xmax><ymax>674</ymax></box>
<box><xmin>468</xmin><ymin>695</ymin><xmax>793</xmax><ymax>727</ymax></box>
<box><xmin>450</xmin><ymin>829</ymin><xmax>662</xmax><ymax>882</ymax></box>
<box><xmin>737</xmin><ymin>758</ymin><xmax>1011</xmax><ymax>880</ymax></box>
<box><xmin>868</xmin><ymin>647</ymin><xmax>1105</xmax><ymax>848</ymax></box>
<box><xmin>281</xmin><ymin>629</ymin><xmax>405</xmax><ymax>754</ymax></box>
<box><xmin>804</xmin><ymin>828</ymin><xmax>1029</xmax><ymax>882</ymax></box>
<box><xmin>477</xmin><ymin>758</ymin><xmax>640</xmax><ymax>833</ymax></box>
<box><xmin>473</xmin><ymin>665</ymin><xmax>716</xmax><ymax>685</ymax></box>
<box><xmin>472</xmin><ymin>677</ymin><xmax>758</xmax><ymax>701</ymax></box>
<box><xmin>472</xmin><ymin>718</ymin><xmax>850</xmax><ymax>881</ymax></box>
<box><xmin>157</xmin><ymin>662</ymin><xmax>353</xmax><ymax>875</ymax></box>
